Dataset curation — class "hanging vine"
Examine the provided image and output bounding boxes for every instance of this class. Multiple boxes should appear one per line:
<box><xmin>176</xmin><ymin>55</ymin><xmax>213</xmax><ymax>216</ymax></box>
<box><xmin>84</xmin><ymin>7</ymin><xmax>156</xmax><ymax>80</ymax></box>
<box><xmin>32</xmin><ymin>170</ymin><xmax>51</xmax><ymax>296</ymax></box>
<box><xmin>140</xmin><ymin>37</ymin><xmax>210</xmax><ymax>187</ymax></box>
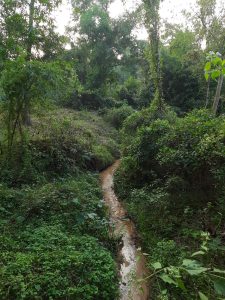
<box><xmin>143</xmin><ymin>0</ymin><xmax>164</xmax><ymax>111</ymax></box>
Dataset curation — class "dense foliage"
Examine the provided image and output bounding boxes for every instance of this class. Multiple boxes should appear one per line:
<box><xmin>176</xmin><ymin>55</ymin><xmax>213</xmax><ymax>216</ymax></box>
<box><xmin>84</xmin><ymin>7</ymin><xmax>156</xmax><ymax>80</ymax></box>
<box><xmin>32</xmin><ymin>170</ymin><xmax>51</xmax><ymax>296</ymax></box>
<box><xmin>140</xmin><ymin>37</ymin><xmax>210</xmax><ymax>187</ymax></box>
<box><xmin>0</xmin><ymin>0</ymin><xmax>225</xmax><ymax>298</ymax></box>
<box><xmin>0</xmin><ymin>173</ymin><xmax>118</xmax><ymax>299</ymax></box>
<box><xmin>115</xmin><ymin>108</ymin><xmax>225</xmax><ymax>299</ymax></box>
<box><xmin>0</xmin><ymin>108</ymin><xmax>119</xmax><ymax>184</ymax></box>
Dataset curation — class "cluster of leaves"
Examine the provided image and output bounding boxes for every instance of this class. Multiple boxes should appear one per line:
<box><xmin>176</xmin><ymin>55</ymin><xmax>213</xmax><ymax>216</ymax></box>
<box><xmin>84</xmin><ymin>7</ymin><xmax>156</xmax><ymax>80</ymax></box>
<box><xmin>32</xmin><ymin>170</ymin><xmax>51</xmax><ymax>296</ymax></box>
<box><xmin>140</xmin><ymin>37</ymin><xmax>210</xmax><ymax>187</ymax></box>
<box><xmin>161</xmin><ymin>40</ymin><xmax>205</xmax><ymax>114</ymax></box>
<box><xmin>150</xmin><ymin>232</ymin><xmax>225</xmax><ymax>300</ymax></box>
<box><xmin>0</xmin><ymin>0</ymin><xmax>64</xmax><ymax>60</ymax></box>
<box><xmin>0</xmin><ymin>173</ymin><xmax>118</xmax><ymax>299</ymax></box>
<box><xmin>116</xmin><ymin>76</ymin><xmax>150</xmax><ymax>108</ymax></box>
<box><xmin>204</xmin><ymin>51</ymin><xmax>225</xmax><ymax>81</ymax></box>
<box><xmin>115</xmin><ymin>108</ymin><xmax>225</xmax><ymax>299</ymax></box>
<box><xmin>119</xmin><ymin>109</ymin><xmax>225</xmax><ymax>190</ymax></box>
<box><xmin>102</xmin><ymin>104</ymin><xmax>134</xmax><ymax>129</ymax></box>
<box><xmin>66</xmin><ymin>90</ymin><xmax>117</xmax><ymax>111</ymax></box>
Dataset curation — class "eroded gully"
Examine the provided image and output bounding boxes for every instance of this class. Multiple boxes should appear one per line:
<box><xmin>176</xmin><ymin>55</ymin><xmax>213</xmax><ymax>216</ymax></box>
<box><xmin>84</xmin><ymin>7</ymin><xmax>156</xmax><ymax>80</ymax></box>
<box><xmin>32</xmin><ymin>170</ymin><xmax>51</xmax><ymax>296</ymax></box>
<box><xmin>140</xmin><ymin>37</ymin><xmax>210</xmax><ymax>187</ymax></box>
<box><xmin>100</xmin><ymin>160</ymin><xmax>149</xmax><ymax>300</ymax></box>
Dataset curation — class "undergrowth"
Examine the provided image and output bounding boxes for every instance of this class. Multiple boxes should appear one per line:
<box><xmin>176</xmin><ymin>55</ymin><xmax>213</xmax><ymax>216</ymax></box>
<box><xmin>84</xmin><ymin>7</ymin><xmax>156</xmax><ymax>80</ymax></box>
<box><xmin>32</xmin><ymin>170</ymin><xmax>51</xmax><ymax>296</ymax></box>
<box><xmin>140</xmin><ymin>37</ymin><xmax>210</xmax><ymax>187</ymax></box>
<box><xmin>0</xmin><ymin>173</ymin><xmax>119</xmax><ymax>299</ymax></box>
<box><xmin>0</xmin><ymin>108</ymin><xmax>120</xmax><ymax>299</ymax></box>
<box><xmin>115</xmin><ymin>108</ymin><xmax>225</xmax><ymax>299</ymax></box>
<box><xmin>0</xmin><ymin>108</ymin><xmax>119</xmax><ymax>185</ymax></box>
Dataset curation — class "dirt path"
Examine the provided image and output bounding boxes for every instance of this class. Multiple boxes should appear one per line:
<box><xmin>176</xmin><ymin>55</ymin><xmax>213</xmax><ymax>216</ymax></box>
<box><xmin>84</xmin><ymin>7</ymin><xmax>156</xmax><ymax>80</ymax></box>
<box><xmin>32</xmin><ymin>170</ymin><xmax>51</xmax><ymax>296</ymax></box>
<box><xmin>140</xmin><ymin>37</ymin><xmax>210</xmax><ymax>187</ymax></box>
<box><xmin>100</xmin><ymin>160</ymin><xmax>149</xmax><ymax>300</ymax></box>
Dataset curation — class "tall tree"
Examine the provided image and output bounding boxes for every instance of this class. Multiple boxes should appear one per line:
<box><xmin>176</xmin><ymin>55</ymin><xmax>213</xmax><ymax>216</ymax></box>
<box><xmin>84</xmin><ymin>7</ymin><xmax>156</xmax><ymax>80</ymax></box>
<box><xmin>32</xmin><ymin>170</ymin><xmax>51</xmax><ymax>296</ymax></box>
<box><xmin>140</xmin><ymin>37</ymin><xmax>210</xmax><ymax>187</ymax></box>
<box><xmin>0</xmin><ymin>0</ymin><xmax>64</xmax><ymax>125</ymax></box>
<box><xmin>143</xmin><ymin>0</ymin><xmax>164</xmax><ymax>110</ymax></box>
<box><xmin>205</xmin><ymin>52</ymin><xmax>225</xmax><ymax>114</ymax></box>
<box><xmin>0</xmin><ymin>0</ymin><xmax>64</xmax><ymax>60</ymax></box>
<box><xmin>185</xmin><ymin>0</ymin><xmax>225</xmax><ymax>111</ymax></box>
<box><xmin>69</xmin><ymin>0</ymin><xmax>136</xmax><ymax>92</ymax></box>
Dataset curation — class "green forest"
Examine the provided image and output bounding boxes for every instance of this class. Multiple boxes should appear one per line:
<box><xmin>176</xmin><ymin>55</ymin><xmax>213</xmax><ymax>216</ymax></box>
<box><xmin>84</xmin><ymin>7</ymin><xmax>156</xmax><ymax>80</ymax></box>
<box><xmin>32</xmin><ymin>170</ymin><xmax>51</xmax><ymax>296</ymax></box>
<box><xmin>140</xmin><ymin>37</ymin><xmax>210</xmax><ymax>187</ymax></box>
<box><xmin>0</xmin><ymin>0</ymin><xmax>225</xmax><ymax>299</ymax></box>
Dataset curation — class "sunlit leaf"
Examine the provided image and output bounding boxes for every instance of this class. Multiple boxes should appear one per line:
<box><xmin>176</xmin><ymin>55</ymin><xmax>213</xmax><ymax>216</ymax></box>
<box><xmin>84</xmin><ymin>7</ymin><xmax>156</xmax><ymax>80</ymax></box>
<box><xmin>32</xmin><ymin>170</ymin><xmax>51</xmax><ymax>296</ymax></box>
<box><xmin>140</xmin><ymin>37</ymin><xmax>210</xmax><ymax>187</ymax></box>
<box><xmin>204</xmin><ymin>62</ymin><xmax>211</xmax><ymax>71</ymax></box>
<box><xmin>152</xmin><ymin>262</ymin><xmax>162</xmax><ymax>270</ymax></box>
<box><xmin>205</xmin><ymin>73</ymin><xmax>209</xmax><ymax>81</ymax></box>
<box><xmin>213</xmin><ymin>269</ymin><xmax>225</xmax><ymax>274</ymax></box>
<box><xmin>199</xmin><ymin>291</ymin><xmax>208</xmax><ymax>300</ymax></box>
<box><xmin>211</xmin><ymin>70</ymin><xmax>221</xmax><ymax>80</ymax></box>
<box><xmin>192</xmin><ymin>251</ymin><xmax>205</xmax><ymax>257</ymax></box>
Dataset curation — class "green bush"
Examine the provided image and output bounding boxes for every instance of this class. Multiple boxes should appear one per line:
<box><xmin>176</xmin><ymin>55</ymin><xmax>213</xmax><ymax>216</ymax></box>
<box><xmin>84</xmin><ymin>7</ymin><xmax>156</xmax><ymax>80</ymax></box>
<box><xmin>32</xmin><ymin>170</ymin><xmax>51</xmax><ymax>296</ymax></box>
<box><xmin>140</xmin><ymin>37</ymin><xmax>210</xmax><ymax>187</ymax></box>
<box><xmin>0</xmin><ymin>173</ymin><xmax>113</xmax><ymax>243</ymax></box>
<box><xmin>103</xmin><ymin>104</ymin><xmax>134</xmax><ymax>129</ymax></box>
<box><xmin>117</xmin><ymin>77</ymin><xmax>141</xmax><ymax>107</ymax></box>
<box><xmin>117</xmin><ymin>76</ymin><xmax>151</xmax><ymax>108</ymax></box>
<box><xmin>119</xmin><ymin>109</ymin><xmax>225</xmax><ymax>191</ymax></box>
<box><xmin>0</xmin><ymin>226</ymin><xmax>118</xmax><ymax>300</ymax></box>
<box><xmin>0</xmin><ymin>108</ymin><xmax>119</xmax><ymax>184</ymax></box>
<box><xmin>115</xmin><ymin>108</ymin><xmax>225</xmax><ymax>299</ymax></box>
<box><xmin>67</xmin><ymin>91</ymin><xmax>116</xmax><ymax>110</ymax></box>
<box><xmin>0</xmin><ymin>172</ymin><xmax>118</xmax><ymax>299</ymax></box>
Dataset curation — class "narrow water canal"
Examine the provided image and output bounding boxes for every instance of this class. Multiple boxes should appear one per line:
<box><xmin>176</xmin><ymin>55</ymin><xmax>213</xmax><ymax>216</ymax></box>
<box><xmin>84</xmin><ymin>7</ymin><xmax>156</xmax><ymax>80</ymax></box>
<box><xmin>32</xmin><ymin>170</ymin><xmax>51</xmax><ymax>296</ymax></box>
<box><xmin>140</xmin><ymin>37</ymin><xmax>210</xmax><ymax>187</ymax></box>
<box><xmin>100</xmin><ymin>161</ymin><xmax>149</xmax><ymax>300</ymax></box>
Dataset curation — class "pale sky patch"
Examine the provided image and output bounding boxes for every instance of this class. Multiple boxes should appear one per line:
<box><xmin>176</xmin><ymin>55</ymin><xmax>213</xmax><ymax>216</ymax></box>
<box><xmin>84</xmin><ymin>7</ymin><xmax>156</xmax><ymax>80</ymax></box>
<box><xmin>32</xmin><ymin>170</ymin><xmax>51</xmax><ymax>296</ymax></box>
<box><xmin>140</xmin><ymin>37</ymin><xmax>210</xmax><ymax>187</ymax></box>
<box><xmin>54</xmin><ymin>0</ymin><xmax>198</xmax><ymax>39</ymax></box>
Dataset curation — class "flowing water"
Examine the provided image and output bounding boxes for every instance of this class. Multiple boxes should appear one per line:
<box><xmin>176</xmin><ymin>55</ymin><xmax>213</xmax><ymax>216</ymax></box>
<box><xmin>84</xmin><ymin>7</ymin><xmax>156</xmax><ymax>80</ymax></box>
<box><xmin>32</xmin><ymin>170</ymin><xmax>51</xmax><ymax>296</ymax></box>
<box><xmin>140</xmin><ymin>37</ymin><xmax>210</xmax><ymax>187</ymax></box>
<box><xmin>100</xmin><ymin>160</ymin><xmax>149</xmax><ymax>300</ymax></box>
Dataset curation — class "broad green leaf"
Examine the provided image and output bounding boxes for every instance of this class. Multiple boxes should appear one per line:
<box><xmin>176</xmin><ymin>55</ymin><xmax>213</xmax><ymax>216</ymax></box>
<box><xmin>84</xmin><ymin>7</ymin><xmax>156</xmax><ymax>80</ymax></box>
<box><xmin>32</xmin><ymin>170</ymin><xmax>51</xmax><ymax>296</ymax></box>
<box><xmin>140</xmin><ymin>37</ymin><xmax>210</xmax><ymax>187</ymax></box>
<box><xmin>201</xmin><ymin>245</ymin><xmax>208</xmax><ymax>252</ymax></box>
<box><xmin>162</xmin><ymin>289</ymin><xmax>167</xmax><ymax>295</ymax></box>
<box><xmin>212</xmin><ymin>57</ymin><xmax>222</xmax><ymax>65</ymax></box>
<box><xmin>211</xmin><ymin>70</ymin><xmax>221</xmax><ymax>80</ymax></box>
<box><xmin>211</xmin><ymin>275</ymin><xmax>225</xmax><ymax>296</ymax></box>
<box><xmin>152</xmin><ymin>262</ymin><xmax>162</xmax><ymax>270</ymax></box>
<box><xmin>205</xmin><ymin>73</ymin><xmax>209</xmax><ymax>81</ymax></box>
<box><xmin>213</xmin><ymin>269</ymin><xmax>225</xmax><ymax>274</ymax></box>
<box><xmin>176</xmin><ymin>278</ymin><xmax>186</xmax><ymax>291</ymax></box>
<box><xmin>192</xmin><ymin>251</ymin><xmax>205</xmax><ymax>257</ymax></box>
<box><xmin>159</xmin><ymin>274</ymin><xmax>177</xmax><ymax>286</ymax></box>
<box><xmin>199</xmin><ymin>291</ymin><xmax>208</xmax><ymax>300</ymax></box>
<box><xmin>182</xmin><ymin>259</ymin><xmax>201</xmax><ymax>268</ymax></box>
<box><xmin>204</xmin><ymin>62</ymin><xmax>211</xmax><ymax>71</ymax></box>
<box><xmin>185</xmin><ymin>267</ymin><xmax>208</xmax><ymax>276</ymax></box>
<box><xmin>182</xmin><ymin>259</ymin><xmax>208</xmax><ymax>275</ymax></box>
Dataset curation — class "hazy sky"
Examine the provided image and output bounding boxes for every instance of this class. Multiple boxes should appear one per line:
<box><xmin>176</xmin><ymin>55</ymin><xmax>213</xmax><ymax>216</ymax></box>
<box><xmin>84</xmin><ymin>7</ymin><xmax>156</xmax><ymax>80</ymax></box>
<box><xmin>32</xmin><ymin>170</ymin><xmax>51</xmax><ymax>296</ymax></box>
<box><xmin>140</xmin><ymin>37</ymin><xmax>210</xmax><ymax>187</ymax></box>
<box><xmin>55</xmin><ymin>0</ymin><xmax>196</xmax><ymax>38</ymax></box>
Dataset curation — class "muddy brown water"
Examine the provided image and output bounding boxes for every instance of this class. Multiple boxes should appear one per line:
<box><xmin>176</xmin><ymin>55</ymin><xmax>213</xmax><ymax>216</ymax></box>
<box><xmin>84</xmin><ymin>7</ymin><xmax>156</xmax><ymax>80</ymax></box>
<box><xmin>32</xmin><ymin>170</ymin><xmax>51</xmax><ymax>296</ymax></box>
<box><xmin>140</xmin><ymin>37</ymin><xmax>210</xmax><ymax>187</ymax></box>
<box><xmin>100</xmin><ymin>160</ymin><xmax>149</xmax><ymax>300</ymax></box>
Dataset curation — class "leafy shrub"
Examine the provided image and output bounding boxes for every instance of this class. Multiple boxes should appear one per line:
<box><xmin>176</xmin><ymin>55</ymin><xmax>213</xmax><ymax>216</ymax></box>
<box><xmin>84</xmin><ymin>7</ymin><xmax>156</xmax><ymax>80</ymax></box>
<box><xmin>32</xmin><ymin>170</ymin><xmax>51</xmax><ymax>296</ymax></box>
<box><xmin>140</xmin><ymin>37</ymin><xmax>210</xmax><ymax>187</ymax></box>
<box><xmin>0</xmin><ymin>172</ymin><xmax>118</xmax><ymax>299</ymax></box>
<box><xmin>0</xmin><ymin>226</ymin><xmax>118</xmax><ymax>300</ymax></box>
<box><xmin>0</xmin><ymin>108</ymin><xmax>119</xmax><ymax>184</ymax></box>
<box><xmin>150</xmin><ymin>233</ymin><xmax>225</xmax><ymax>300</ymax></box>
<box><xmin>116</xmin><ymin>76</ymin><xmax>151</xmax><ymax>108</ymax></box>
<box><xmin>91</xmin><ymin>145</ymin><xmax>114</xmax><ymax>170</ymax></box>
<box><xmin>117</xmin><ymin>77</ymin><xmax>141</xmax><ymax>107</ymax></box>
<box><xmin>121</xmin><ymin>105</ymin><xmax>176</xmax><ymax>142</ymax></box>
<box><xmin>150</xmin><ymin>240</ymin><xmax>186</xmax><ymax>267</ymax></box>
<box><xmin>67</xmin><ymin>90</ymin><xmax>116</xmax><ymax>110</ymax></box>
<box><xmin>0</xmin><ymin>173</ymin><xmax>113</xmax><ymax>244</ymax></box>
<box><xmin>103</xmin><ymin>104</ymin><xmax>134</xmax><ymax>129</ymax></box>
<box><xmin>115</xmin><ymin>108</ymin><xmax>225</xmax><ymax>299</ymax></box>
<box><xmin>119</xmin><ymin>109</ymin><xmax>225</xmax><ymax>191</ymax></box>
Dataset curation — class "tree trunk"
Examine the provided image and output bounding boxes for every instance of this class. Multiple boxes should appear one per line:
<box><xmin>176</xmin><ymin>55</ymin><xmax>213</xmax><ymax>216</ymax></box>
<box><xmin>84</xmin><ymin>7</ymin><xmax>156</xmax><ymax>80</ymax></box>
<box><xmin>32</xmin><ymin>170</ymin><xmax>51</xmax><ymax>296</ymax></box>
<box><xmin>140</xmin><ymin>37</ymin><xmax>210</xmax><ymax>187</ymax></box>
<box><xmin>23</xmin><ymin>0</ymin><xmax>35</xmax><ymax>126</ymax></box>
<box><xmin>144</xmin><ymin>0</ymin><xmax>164</xmax><ymax>112</ymax></box>
<box><xmin>27</xmin><ymin>0</ymin><xmax>35</xmax><ymax>61</ymax></box>
<box><xmin>205</xmin><ymin>78</ymin><xmax>211</xmax><ymax>108</ymax></box>
<box><xmin>212</xmin><ymin>75</ymin><xmax>224</xmax><ymax>114</ymax></box>
<box><xmin>23</xmin><ymin>100</ymin><xmax>32</xmax><ymax>126</ymax></box>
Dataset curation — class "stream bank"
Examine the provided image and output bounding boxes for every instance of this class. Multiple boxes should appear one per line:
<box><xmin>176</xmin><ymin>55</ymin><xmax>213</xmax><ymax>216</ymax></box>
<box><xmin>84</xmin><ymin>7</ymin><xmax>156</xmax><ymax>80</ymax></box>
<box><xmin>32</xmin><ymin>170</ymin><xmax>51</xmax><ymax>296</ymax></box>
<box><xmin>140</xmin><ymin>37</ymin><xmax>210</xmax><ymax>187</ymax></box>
<box><xmin>100</xmin><ymin>161</ymin><xmax>149</xmax><ymax>300</ymax></box>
